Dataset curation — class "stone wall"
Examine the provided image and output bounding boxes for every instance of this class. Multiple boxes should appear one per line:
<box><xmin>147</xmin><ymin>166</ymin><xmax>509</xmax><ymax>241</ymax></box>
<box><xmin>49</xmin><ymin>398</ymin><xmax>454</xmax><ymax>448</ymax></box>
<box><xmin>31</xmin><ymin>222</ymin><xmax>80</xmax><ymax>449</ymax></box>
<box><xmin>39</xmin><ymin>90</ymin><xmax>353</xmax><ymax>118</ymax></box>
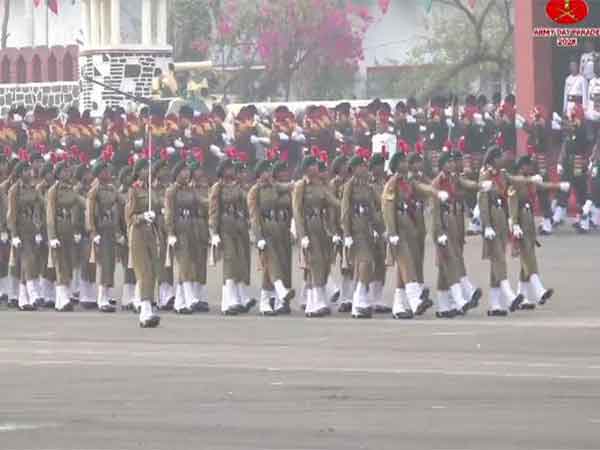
<box><xmin>79</xmin><ymin>47</ymin><xmax>172</xmax><ymax>111</ymax></box>
<box><xmin>0</xmin><ymin>82</ymin><xmax>80</xmax><ymax>109</ymax></box>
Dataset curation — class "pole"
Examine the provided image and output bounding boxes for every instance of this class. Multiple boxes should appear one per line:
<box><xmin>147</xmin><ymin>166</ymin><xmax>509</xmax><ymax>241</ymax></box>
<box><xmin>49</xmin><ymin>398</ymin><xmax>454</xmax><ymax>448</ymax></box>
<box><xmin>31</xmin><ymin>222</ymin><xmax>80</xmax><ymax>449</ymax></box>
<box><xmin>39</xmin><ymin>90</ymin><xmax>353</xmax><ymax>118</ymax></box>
<box><xmin>147</xmin><ymin>121</ymin><xmax>152</xmax><ymax>212</ymax></box>
<box><xmin>46</xmin><ymin>1</ymin><xmax>49</xmax><ymax>47</ymax></box>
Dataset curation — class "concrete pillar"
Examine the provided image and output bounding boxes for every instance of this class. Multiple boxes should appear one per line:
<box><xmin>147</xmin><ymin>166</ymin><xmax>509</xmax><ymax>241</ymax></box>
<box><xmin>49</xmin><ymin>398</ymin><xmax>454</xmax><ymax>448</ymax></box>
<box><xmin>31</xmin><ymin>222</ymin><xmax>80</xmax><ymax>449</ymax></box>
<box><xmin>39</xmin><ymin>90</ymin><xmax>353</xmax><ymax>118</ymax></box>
<box><xmin>24</xmin><ymin>0</ymin><xmax>34</xmax><ymax>47</ymax></box>
<box><xmin>81</xmin><ymin>0</ymin><xmax>91</xmax><ymax>47</ymax></box>
<box><xmin>100</xmin><ymin>0</ymin><xmax>110</xmax><ymax>47</ymax></box>
<box><xmin>110</xmin><ymin>0</ymin><xmax>121</xmax><ymax>46</ymax></box>
<box><xmin>142</xmin><ymin>0</ymin><xmax>153</xmax><ymax>45</ymax></box>
<box><xmin>89</xmin><ymin>0</ymin><xmax>101</xmax><ymax>47</ymax></box>
<box><xmin>156</xmin><ymin>0</ymin><xmax>168</xmax><ymax>46</ymax></box>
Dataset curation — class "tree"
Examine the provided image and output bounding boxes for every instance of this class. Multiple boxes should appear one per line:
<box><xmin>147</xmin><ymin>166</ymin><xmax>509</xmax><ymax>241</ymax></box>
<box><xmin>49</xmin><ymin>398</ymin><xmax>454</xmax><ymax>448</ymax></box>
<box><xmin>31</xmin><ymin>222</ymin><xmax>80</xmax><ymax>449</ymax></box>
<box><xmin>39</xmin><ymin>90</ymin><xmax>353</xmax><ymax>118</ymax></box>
<box><xmin>396</xmin><ymin>0</ymin><xmax>514</xmax><ymax>99</ymax></box>
<box><xmin>1</xmin><ymin>0</ymin><xmax>10</xmax><ymax>50</ymax></box>
<box><xmin>169</xmin><ymin>0</ymin><xmax>214</xmax><ymax>61</ymax></box>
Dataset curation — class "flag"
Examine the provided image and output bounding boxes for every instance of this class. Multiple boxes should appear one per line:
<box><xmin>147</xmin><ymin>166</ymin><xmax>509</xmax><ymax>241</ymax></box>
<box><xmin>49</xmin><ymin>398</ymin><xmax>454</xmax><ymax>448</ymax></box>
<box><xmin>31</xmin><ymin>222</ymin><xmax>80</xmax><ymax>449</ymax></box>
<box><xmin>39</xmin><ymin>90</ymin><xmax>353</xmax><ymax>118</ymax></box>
<box><xmin>34</xmin><ymin>0</ymin><xmax>59</xmax><ymax>15</ymax></box>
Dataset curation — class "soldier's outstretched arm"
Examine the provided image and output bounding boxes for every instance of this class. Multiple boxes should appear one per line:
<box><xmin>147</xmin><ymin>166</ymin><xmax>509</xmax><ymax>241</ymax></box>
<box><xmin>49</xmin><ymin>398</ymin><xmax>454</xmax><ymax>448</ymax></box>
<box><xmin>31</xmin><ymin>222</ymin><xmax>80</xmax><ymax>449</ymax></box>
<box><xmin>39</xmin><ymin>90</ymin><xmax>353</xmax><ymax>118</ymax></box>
<box><xmin>381</xmin><ymin>176</ymin><xmax>397</xmax><ymax>237</ymax></box>
<box><xmin>46</xmin><ymin>184</ymin><xmax>58</xmax><ymax>241</ymax></box>
<box><xmin>247</xmin><ymin>185</ymin><xmax>264</xmax><ymax>243</ymax></box>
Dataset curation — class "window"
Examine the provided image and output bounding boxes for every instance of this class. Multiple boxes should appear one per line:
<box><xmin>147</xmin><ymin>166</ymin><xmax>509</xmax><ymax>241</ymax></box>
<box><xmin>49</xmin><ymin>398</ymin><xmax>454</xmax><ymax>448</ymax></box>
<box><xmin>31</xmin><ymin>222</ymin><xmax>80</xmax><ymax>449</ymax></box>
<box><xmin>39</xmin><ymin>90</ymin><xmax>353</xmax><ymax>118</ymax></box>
<box><xmin>1</xmin><ymin>56</ymin><xmax>10</xmax><ymax>83</ymax></box>
<box><xmin>16</xmin><ymin>56</ymin><xmax>26</xmax><ymax>83</ymax></box>
<box><xmin>63</xmin><ymin>52</ymin><xmax>74</xmax><ymax>81</ymax></box>
<box><xmin>48</xmin><ymin>53</ymin><xmax>58</xmax><ymax>82</ymax></box>
<box><xmin>32</xmin><ymin>55</ymin><xmax>42</xmax><ymax>82</ymax></box>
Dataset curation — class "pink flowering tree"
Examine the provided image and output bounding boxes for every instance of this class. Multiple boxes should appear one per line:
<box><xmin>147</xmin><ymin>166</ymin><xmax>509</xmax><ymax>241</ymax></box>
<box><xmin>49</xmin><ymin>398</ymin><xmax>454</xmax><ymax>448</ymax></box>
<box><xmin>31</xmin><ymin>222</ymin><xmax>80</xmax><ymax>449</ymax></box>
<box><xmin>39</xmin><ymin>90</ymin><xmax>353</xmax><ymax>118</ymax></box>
<box><xmin>204</xmin><ymin>0</ymin><xmax>389</xmax><ymax>100</ymax></box>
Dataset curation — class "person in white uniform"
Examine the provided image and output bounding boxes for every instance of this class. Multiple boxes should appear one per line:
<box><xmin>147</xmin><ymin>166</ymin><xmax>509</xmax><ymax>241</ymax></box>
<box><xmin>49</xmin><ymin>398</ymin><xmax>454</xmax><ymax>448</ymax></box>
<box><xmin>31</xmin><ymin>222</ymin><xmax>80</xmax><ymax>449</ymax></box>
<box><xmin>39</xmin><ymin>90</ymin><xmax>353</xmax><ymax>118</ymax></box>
<box><xmin>564</xmin><ymin>60</ymin><xmax>588</xmax><ymax>116</ymax></box>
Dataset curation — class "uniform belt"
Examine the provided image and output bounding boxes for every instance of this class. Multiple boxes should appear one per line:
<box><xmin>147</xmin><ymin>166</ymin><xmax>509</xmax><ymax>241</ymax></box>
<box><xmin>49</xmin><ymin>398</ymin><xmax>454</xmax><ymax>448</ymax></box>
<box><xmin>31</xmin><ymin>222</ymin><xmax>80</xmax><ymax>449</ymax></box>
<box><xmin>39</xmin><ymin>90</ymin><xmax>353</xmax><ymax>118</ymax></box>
<box><xmin>262</xmin><ymin>209</ymin><xmax>289</xmax><ymax>222</ymax></box>
<box><xmin>519</xmin><ymin>201</ymin><xmax>532</xmax><ymax>211</ymax></box>
<box><xmin>57</xmin><ymin>209</ymin><xmax>72</xmax><ymax>221</ymax></box>
<box><xmin>305</xmin><ymin>208</ymin><xmax>325</xmax><ymax>219</ymax></box>
<box><xmin>353</xmin><ymin>203</ymin><xmax>371</xmax><ymax>216</ymax></box>
<box><xmin>568</xmin><ymin>95</ymin><xmax>583</xmax><ymax>102</ymax></box>
<box><xmin>396</xmin><ymin>202</ymin><xmax>411</xmax><ymax>214</ymax></box>
<box><xmin>178</xmin><ymin>208</ymin><xmax>197</xmax><ymax>219</ymax></box>
<box><xmin>222</xmin><ymin>206</ymin><xmax>246</xmax><ymax>219</ymax></box>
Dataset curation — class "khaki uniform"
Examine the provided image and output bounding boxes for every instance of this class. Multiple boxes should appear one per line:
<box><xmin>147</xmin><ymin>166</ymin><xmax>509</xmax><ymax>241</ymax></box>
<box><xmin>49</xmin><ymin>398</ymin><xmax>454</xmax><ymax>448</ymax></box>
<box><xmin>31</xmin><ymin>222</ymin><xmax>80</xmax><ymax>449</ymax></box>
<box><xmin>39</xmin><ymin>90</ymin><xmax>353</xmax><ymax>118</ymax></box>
<box><xmin>0</xmin><ymin>177</ymin><xmax>9</xmax><ymax>288</ymax></box>
<box><xmin>412</xmin><ymin>174</ymin><xmax>430</xmax><ymax>284</ymax></box>
<box><xmin>86</xmin><ymin>182</ymin><xmax>120</xmax><ymax>287</ymax></box>
<box><xmin>126</xmin><ymin>182</ymin><xmax>159</xmax><ymax>302</ymax></box>
<box><xmin>292</xmin><ymin>177</ymin><xmax>338</xmax><ymax>287</ymax></box>
<box><xmin>247</xmin><ymin>181</ymin><xmax>293</xmax><ymax>290</ymax></box>
<box><xmin>209</xmin><ymin>180</ymin><xmax>249</xmax><ymax>283</ymax></box>
<box><xmin>7</xmin><ymin>180</ymin><xmax>43</xmax><ymax>282</ymax></box>
<box><xmin>340</xmin><ymin>176</ymin><xmax>381</xmax><ymax>284</ymax></box>
<box><xmin>47</xmin><ymin>181</ymin><xmax>81</xmax><ymax>286</ymax></box>
<box><xmin>190</xmin><ymin>180</ymin><xmax>210</xmax><ymax>286</ymax></box>
<box><xmin>117</xmin><ymin>190</ymin><xmax>135</xmax><ymax>286</ymax></box>
<box><xmin>370</xmin><ymin>175</ymin><xmax>387</xmax><ymax>285</ymax></box>
<box><xmin>165</xmin><ymin>182</ymin><xmax>202</xmax><ymax>283</ymax></box>
<box><xmin>36</xmin><ymin>180</ymin><xmax>55</xmax><ymax>285</ymax></box>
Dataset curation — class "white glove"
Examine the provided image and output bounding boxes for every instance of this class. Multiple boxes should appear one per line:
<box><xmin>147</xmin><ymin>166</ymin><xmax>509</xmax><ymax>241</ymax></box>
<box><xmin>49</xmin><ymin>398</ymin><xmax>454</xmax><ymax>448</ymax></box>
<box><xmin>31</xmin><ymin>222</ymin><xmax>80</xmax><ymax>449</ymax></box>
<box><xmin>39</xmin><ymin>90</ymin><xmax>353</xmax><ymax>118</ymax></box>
<box><xmin>419</xmin><ymin>125</ymin><xmax>427</xmax><ymax>133</ymax></box>
<box><xmin>557</xmin><ymin>164</ymin><xmax>564</xmax><ymax>175</ymax></box>
<box><xmin>211</xmin><ymin>234</ymin><xmax>221</xmax><ymax>246</ymax></box>
<box><xmin>291</xmin><ymin>131</ymin><xmax>306</xmax><ymax>143</ymax></box>
<box><xmin>437</xmin><ymin>190</ymin><xmax>449</xmax><ymax>203</ymax></box>
<box><xmin>34</xmin><ymin>234</ymin><xmax>43</xmax><ymax>245</ymax></box>
<box><xmin>116</xmin><ymin>234</ymin><xmax>126</xmax><ymax>245</ymax></box>
<box><xmin>446</xmin><ymin>118</ymin><xmax>454</xmax><ymax>128</ymax></box>
<box><xmin>0</xmin><ymin>232</ymin><xmax>8</xmax><ymax>243</ymax></box>
<box><xmin>445</xmin><ymin>106</ymin><xmax>453</xmax><ymax>117</ymax></box>
<box><xmin>582</xmin><ymin>199</ymin><xmax>593</xmax><ymax>216</ymax></box>
<box><xmin>530</xmin><ymin>175</ymin><xmax>543</xmax><ymax>184</ymax></box>
<box><xmin>278</xmin><ymin>132</ymin><xmax>290</xmax><ymax>142</ymax></box>
<box><xmin>134</xmin><ymin>138</ymin><xmax>144</xmax><ymax>149</ymax></box>
<box><xmin>209</xmin><ymin>144</ymin><xmax>225</xmax><ymax>159</ymax></box>
<box><xmin>373</xmin><ymin>230</ymin><xmax>380</xmax><ymax>239</ymax></box>
<box><xmin>406</xmin><ymin>115</ymin><xmax>416</xmax><ymax>124</ymax></box>
<box><xmin>174</xmin><ymin>138</ymin><xmax>184</xmax><ymax>149</ymax></box>
<box><xmin>437</xmin><ymin>234</ymin><xmax>448</xmax><ymax>246</ymax></box>
<box><xmin>473</xmin><ymin>113</ymin><xmax>485</xmax><ymax>126</ymax></box>
<box><xmin>484</xmin><ymin>112</ymin><xmax>492</xmax><ymax>121</ymax></box>
<box><xmin>93</xmin><ymin>137</ymin><xmax>102</xmax><ymax>149</ymax></box>
<box><xmin>93</xmin><ymin>235</ymin><xmax>101</xmax><ymax>245</ymax></box>
<box><xmin>73</xmin><ymin>234</ymin><xmax>82</xmax><ymax>244</ymax></box>
<box><xmin>143</xmin><ymin>211</ymin><xmax>156</xmax><ymax>224</ymax></box>
<box><xmin>167</xmin><ymin>235</ymin><xmax>178</xmax><ymax>247</ymax></box>
<box><xmin>551</xmin><ymin>120</ymin><xmax>562</xmax><ymax>131</ymax></box>
<box><xmin>11</xmin><ymin>236</ymin><xmax>21</xmax><ymax>248</ymax></box>
<box><xmin>250</xmin><ymin>135</ymin><xmax>260</xmax><ymax>145</ymax></box>
<box><xmin>512</xmin><ymin>224</ymin><xmax>523</xmax><ymax>239</ymax></box>
<box><xmin>184</xmin><ymin>128</ymin><xmax>192</xmax><ymax>139</ymax></box>
<box><xmin>344</xmin><ymin>236</ymin><xmax>354</xmax><ymax>248</ymax></box>
<box><xmin>592</xmin><ymin>167</ymin><xmax>598</xmax><ymax>178</ymax></box>
<box><xmin>480</xmin><ymin>180</ymin><xmax>493</xmax><ymax>192</ymax></box>
<box><xmin>515</xmin><ymin>114</ymin><xmax>526</xmax><ymax>129</ymax></box>
<box><xmin>552</xmin><ymin>112</ymin><xmax>562</xmax><ymax>124</ymax></box>
<box><xmin>332</xmin><ymin>234</ymin><xmax>342</xmax><ymax>245</ymax></box>
<box><xmin>301</xmin><ymin>236</ymin><xmax>310</xmax><ymax>249</ymax></box>
<box><xmin>49</xmin><ymin>239</ymin><xmax>61</xmax><ymax>249</ymax></box>
<box><xmin>257</xmin><ymin>239</ymin><xmax>266</xmax><ymax>250</ymax></box>
<box><xmin>290</xmin><ymin>219</ymin><xmax>297</xmax><ymax>239</ymax></box>
<box><xmin>484</xmin><ymin>227</ymin><xmax>496</xmax><ymax>240</ymax></box>
<box><xmin>389</xmin><ymin>235</ymin><xmax>400</xmax><ymax>246</ymax></box>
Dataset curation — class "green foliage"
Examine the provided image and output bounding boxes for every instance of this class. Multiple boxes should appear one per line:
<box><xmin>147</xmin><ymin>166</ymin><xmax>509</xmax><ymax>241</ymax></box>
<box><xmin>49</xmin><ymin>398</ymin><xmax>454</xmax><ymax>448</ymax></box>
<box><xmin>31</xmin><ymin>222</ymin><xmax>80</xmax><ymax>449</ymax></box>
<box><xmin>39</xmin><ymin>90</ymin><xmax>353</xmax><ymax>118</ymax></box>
<box><xmin>169</xmin><ymin>0</ymin><xmax>213</xmax><ymax>61</ymax></box>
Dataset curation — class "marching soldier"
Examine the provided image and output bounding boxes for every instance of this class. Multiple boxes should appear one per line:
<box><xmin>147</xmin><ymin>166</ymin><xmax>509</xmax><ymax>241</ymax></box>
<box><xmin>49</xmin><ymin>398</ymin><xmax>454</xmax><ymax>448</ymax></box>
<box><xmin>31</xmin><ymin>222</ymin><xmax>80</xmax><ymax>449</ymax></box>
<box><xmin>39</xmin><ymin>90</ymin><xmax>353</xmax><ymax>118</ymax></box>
<box><xmin>86</xmin><ymin>149</ymin><xmax>120</xmax><ymax>313</ymax></box>
<box><xmin>188</xmin><ymin>151</ymin><xmax>211</xmax><ymax>313</ymax></box>
<box><xmin>116</xmin><ymin>164</ymin><xmax>137</xmax><ymax>311</ymax></box>
<box><xmin>247</xmin><ymin>160</ymin><xmax>295</xmax><ymax>316</ymax></box>
<box><xmin>0</xmin><ymin>151</ymin><xmax>11</xmax><ymax>305</ymax></box>
<box><xmin>209</xmin><ymin>159</ymin><xmax>255</xmax><ymax>315</ymax></box>
<box><xmin>382</xmin><ymin>151</ymin><xmax>438</xmax><ymax>319</ymax></box>
<box><xmin>47</xmin><ymin>161</ymin><xmax>81</xmax><ymax>311</ymax></box>
<box><xmin>292</xmin><ymin>156</ymin><xmax>339</xmax><ymax>318</ymax></box>
<box><xmin>7</xmin><ymin>152</ymin><xmax>44</xmax><ymax>311</ymax></box>
<box><xmin>164</xmin><ymin>157</ymin><xmax>205</xmax><ymax>314</ymax></box>
<box><xmin>368</xmin><ymin>153</ymin><xmax>391</xmax><ymax>313</ymax></box>
<box><xmin>125</xmin><ymin>158</ymin><xmax>161</xmax><ymax>328</ymax></box>
<box><xmin>509</xmin><ymin>156</ymin><xmax>570</xmax><ymax>309</ymax></box>
<box><xmin>341</xmin><ymin>156</ymin><xmax>383</xmax><ymax>319</ymax></box>
<box><xmin>479</xmin><ymin>147</ymin><xmax>535</xmax><ymax>316</ymax></box>
<box><xmin>36</xmin><ymin>161</ymin><xmax>56</xmax><ymax>307</ymax></box>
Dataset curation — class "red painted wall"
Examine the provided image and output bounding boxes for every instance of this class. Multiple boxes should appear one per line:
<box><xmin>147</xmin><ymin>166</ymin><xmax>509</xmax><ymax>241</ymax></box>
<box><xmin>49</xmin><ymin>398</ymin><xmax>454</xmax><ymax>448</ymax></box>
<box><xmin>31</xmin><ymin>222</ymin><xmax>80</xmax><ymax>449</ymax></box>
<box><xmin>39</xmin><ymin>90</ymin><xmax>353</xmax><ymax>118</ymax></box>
<box><xmin>0</xmin><ymin>45</ymin><xmax>79</xmax><ymax>84</ymax></box>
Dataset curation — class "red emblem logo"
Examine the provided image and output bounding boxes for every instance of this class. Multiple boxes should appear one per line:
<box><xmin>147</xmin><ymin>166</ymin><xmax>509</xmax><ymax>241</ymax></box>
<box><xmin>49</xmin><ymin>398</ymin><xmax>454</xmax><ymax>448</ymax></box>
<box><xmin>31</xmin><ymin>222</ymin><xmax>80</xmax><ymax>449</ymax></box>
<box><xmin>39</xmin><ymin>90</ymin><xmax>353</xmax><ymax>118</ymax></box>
<box><xmin>546</xmin><ymin>0</ymin><xmax>589</xmax><ymax>25</ymax></box>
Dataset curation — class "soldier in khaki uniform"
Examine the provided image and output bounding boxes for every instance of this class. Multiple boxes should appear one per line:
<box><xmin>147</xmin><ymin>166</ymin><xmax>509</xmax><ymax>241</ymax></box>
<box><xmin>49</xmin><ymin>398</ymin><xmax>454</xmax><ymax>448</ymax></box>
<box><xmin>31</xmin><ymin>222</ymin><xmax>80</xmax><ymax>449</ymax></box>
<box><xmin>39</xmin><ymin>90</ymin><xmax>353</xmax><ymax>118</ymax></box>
<box><xmin>341</xmin><ymin>156</ymin><xmax>383</xmax><ymax>319</ymax></box>
<box><xmin>247</xmin><ymin>160</ymin><xmax>295</xmax><ymax>316</ymax></box>
<box><xmin>189</xmin><ymin>154</ymin><xmax>210</xmax><ymax>313</ymax></box>
<box><xmin>47</xmin><ymin>161</ymin><xmax>81</xmax><ymax>311</ymax></box>
<box><xmin>369</xmin><ymin>154</ymin><xmax>391</xmax><ymax>313</ymax></box>
<box><xmin>479</xmin><ymin>147</ymin><xmax>529</xmax><ymax>316</ymax></box>
<box><xmin>382</xmin><ymin>152</ymin><xmax>439</xmax><ymax>319</ymax></box>
<box><xmin>7</xmin><ymin>157</ymin><xmax>44</xmax><ymax>311</ymax></box>
<box><xmin>165</xmin><ymin>158</ymin><xmax>205</xmax><ymax>314</ymax></box>
<box><xmin>235</xmin><ymin>159</ymin><xmax>256</xmax><ymax>312</ymax></box>
<box><xmin>73</xmin><ymin>164</ymin><xmax>98</xmax><ymax>309</ymax></box>
<box><xmin>116</xmin><ymin>165</ymin><xmax>137</xmax><ymax>311</ymax></box>
<box><xmin>36</xmin><ymin>162</ymin><xmax>56</xmax><ymax>308</ymax></box>
<box><xmin>209</xmin><ymin>159</ymin><xmax>256</xmax><ymax>315</ymax></box>
<box><xmin>329</xmin><ymin>156</ymin><xmax>353</xmax><ymax>312</ymax></box>
<box><xmin>430</xmin><ymin>152</ymin><xmax>482</xmax><ymax>318</ymax></box>
<box><xmin>125</xmin><ymin>158</ymin><xmax>160</xmax><ymax>328</ymax></box>
<box><xmin>292</xmin><ymin>156</ymin><xmax>339</xmax><ymax>318</ymax></box>
<box><xmin>86</xmin><ymin>151</ymin><xmax>120</xmax><ymax>313</ymax></box>
<box><xmin>0</xmin><ymin>158</ymin><xmax>19</xmax><ymax>306</ymax></box>
<box><xmin>0</xmin><ymin>152</ymin><xmax>11</xmax><ymax>305</ymax></box>
<box><xmin>508</xmin><ymin>156</ymin><xmax>570</xmax><ymax>309</ymax></box>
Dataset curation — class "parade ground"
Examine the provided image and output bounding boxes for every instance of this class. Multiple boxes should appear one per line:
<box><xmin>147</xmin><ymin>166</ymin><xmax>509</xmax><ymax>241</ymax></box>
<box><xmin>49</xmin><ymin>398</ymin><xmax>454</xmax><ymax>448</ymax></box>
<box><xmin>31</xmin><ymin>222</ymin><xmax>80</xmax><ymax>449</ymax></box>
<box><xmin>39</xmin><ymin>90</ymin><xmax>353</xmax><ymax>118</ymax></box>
<box><xmin>1</xmin><ymin>228</ymin><xmax>600</xmax><ymax>450</ymax></box>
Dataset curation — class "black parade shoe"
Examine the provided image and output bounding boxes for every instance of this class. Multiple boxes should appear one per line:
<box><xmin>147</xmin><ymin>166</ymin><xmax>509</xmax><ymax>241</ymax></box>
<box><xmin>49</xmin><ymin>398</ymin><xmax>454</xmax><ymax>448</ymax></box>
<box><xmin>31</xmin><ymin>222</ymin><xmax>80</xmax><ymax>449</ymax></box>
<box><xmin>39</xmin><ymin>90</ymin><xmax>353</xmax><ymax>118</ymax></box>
<box><xmin>352</xmin><ymin>307</ymin><xmax>373</xmax><ymax>319</ymax></box>
<box><xmin>393</xmin><ymin>310</ymin><xmax>414</xmax><ymax>320</ymax></box>
<box><xmin>305</xmin><ymin>307</ymin><xmax>331</xmax><ymax>318</ymax></box>
<box><xmin>80</xmin><ymin>302</ymin><xmax>98</xmax><ymax>310</ymax></box>
<box><xmin>0</xmin><ymin>294</ymin><xmax>8</xmax><ymax>305</ymax></box>
<box><xmin>436</xmin><ymin>310</ymin><xmax>457</xmax><ymax>319</ymax></box>
<box><xmin>34</xmin><ymin>298</ymin><xmax>45</xmax><ymax>308</ymax></box>
<box><xmin>275</xmin><ymin>300</ymin><xmax>291</xmax><ymax>315</ymax></box>
<box><xmin>261</xmin><ymin>309</ymin><xmax>277</xmax><ymax>317</ymax></box>
<box><xmin>282</xmin><ymin>289</ymin><xmax>296</xmax><ymax>303</ymax></box>
<box><xmin>139</xmin><ymin>316</ymin><xmax>161</xmax><ymax>328</ymax></box>
<box><xmin>175</xmin><ymin>307</ymin><xmax>193</xmax><ymax>315</ymax></box>
<box><xmin>329</xmin><ymin>290</ymin><xmax>340</xmax><ymax>304</ymax></box>
<box><xmin>415</xmin><ymin>299</ymin><xmax>433</xmax><ymax>316</ymax></box>
<box><xmin>57</xmin><ymin>303</ymin><xmax>74</xmax><ymax>312</ymax></box>
<box><xmin>100</xmin><ymin>304</ymin><xmax>116</xmax><ymax>313</ymax></box>
<box><xmin>121</xmin><ymin>304</ymin><xmax>135</xmax><ymax>312</ymax></box>
<box><xmin>374</xmin><ymin>305</ymin><xmax>393</xmax><ymax>314</ymax></box>
<box><xmin>223</xmin><ymin>308</ymin><xmax>240</xmax><ymax>316</ymax></box>
<box><xmin>337</xmin><ymin>302</ymin><xmax>352</xmax><ymax>313</ymax></box>
<box><xmin>538</xmin><ymin>289</ymin><xmax>554</xmax><ymax>305</ymax></box>
<box><xmin>192</xmin><ymin>301</ymin><xmax>210</xmax><ymax>313</ymax></box>
<box><xmin>421</xmin><ymin>287</ymin><xmax>431</xmax><ymax>302</ymax></box>
<box><xmin>8</xmin><ymin>298</ymin><xmax>18</xmax><ymax>308</ymax></box>
<box><xmin>108</xmin><ymin>299</ymin><xmax>117</xmax><ymax>306</ymax></box>
<box><xmin>487</xmin><ymin>309</ymin><xmax>508</xmax><ymax>317</ymax></box>
<box><xmin>19</xmin><ymin>304</ymin><xmax>37</xmax><ymax>312</ymax></box>
<box><xmin>518</xmin><ymin>303</ymin><xmax>536</xmax><ymax>311</ymax></box>
<box><xmin>509</xmin><ymin>294</ymin><xmax>525</xmax><ymax>312</ymax></box>
<box><xmin>241</xmin><ymin>299</ymin><xmax>257</xmax><ymax>313</ymax></box>
<box><xmin>43</xmin><ymin>300</ymin><xmax>56</xmax><ymax>309</ymax></box>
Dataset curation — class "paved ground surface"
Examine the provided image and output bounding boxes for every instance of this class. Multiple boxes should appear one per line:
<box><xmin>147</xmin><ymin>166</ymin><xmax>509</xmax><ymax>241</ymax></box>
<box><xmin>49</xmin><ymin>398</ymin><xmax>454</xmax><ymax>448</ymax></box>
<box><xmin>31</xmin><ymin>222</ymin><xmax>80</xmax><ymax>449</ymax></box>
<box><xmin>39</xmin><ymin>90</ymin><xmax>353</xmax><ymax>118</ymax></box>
<box><xmin>1</xmin><ymin>225</ymin><xmax>600</xmax><ymax>450</ymax></box>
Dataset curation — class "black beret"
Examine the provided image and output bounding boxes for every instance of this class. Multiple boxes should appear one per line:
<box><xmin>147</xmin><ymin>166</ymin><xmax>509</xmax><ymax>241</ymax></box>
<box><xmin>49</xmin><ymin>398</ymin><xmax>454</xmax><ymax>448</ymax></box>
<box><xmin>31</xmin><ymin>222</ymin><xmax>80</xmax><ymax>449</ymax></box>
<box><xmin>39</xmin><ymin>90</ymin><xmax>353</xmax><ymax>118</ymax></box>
<box><xmin>369</xmin><ymin>153</ymin><xmax>385</xmax><ymax>169</ymax></box>
<box><xmin>330</xmin><ymin>155</ymin><xmax>348</xmax><ymax>175</ymax></box>
<box><xmin>515</xmin><ymin>155</ymin><xmax>533</xmax><ymax>170</ymax></box>
<box><xmin>53</xmin><ymin>161</ymin><xmax>69</xmax><ymax>177</ymax></box>
<box><xmin>348</xmin><ymin>156</ymin><xmax>366</xmax><ymax>169</ymax></box>
<box><xmin>254</xmin><ymin>160</ymin><xmax>272</xmax><ymax>177</ymax></box>
<box><xmin>388</xmin><ymin>151</ymin><xmax>406</xmax><ymax>174</ymax></box>
<box><xmin>13</xmin><ymin>161</ymin><xmax>30</xmax><ymax>177</ymax></box>
<box><xmin>301</xmin><ymin>156</ymin><xmax>318</xmax><ymax>172</ymax></box>
<box><xmin>483</xmin><ymin>146</ymin><xmax>502</xmax><ymax>166</ymax></box>
<box><xmin>216</xmin><ymin>158</ymin><xmax>234</xmax><ymax>178</ymax></box>
<box><xmin>92</xmin><ymin>160</ymin><xmax>110</xmax><ymax>177</ymax></box>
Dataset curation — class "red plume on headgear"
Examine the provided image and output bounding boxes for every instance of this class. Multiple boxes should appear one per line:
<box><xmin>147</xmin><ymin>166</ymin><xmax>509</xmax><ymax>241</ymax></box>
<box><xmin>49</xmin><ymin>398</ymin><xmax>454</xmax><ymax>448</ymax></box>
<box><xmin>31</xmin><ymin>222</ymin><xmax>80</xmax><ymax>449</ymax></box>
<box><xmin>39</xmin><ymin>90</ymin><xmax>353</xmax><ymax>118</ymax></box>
<box><xmin>570</xmin><ymin>104</ymin><xmax>585</xmax><ymax>121</ymax></box>
<box><xmin>225</xmin><ymin>147</ymin><xmax>238</xmax><ymax>160</ymax></box>
<box><xmin>101</xmin><ymin>145</ymin><xmax>115</xmax><ymax>162</ymax></box>
<box><xmin>356</xmin><ymin>147</ymin><xmax>372</xmax><ymax>160</ymax></box>
<box><xmin>443</xmin><ymin>139</ymin><xmax>454</xmax><ymax>152</ymax></box>
<box><xmin>415</xmin><ymin>139</ymin><xmax>425</xmax><ymax>155</ymax></box>
<box><xmin>180</xmin><ymin>148</ymin><xmax>191</xmax><ymax>162</ymax></box>
<box><xmin>69</xmin><ymin>145</ymin><xmax>81</xmax><ymax>161</ymax></box>
<box><xmin>18</xmin><ymin>148</ymin><xmax>30</xmax><ymax>162</ymax></box>
<box><xmin>128</xmin><ymin>154</ymin><xmax>136</xmax><ymax>167</ymax></box>
<box><xmin>142</xmin><ymin>146</ymin><xmax>155</xmax><ymax>160</ymax></box>
<box><xmin>496</xmin><ymin>133</ymin><xmax>505</xmax><ymax>148</ymax></box>
<box><xmin>50</xmin><ymin>152</ymin><xmax>59</xmax><ymax>165</ymax></box>
<box><xmin>458</xmin><ymin>136</ymin><xmax>466</xmax><ymax>153</ymax></box>
<box><xmin>310</xmin><ymin>146</ymin><xmax>322</xmax><ymax>158</ymax></box>
<box><xmin>237</xmin><ymin>151</ymin><xmax>249</xmax><ymax>163</ymax></box>
<box><xmin>397</xmin><ymin>139</ymin><xmax>410</xmax><ymax>154</ymax></box>
<box><xmin>266</xmin><ymin>146</ymin><xmax>279</xmax><ymax>161</ymax></box>
<box><xmin>3</xmin><ymin>147</ymin><xmax>12</xmax><ymax>158</ymax></box>
<box><xmin>79</xmin><ymin>152</ymin><xmax>90</xmax><ymax>165</ymax></box>
<box><xmin>318</xmin><ymin>151</ymin><xmax>328</xmax><ymax>164</ymax></box>
<box><xmin>531</xmin><ymin>105</ymin><xmax>545</xmax><ymax>120</ymax></box>
<box><xmin>35</xmin><ymin>143</ymin><xmax>47</xmax><ymax>154</ymax></box>
<box><xmin>192</xmin><ymin>148</ymin><xmax>204</xmax><ymax>163</ymax></box>
<box><xmin>159</xmin><ymin>148</ymin><xmax>170</xmax><ymax>161</ymax></box>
